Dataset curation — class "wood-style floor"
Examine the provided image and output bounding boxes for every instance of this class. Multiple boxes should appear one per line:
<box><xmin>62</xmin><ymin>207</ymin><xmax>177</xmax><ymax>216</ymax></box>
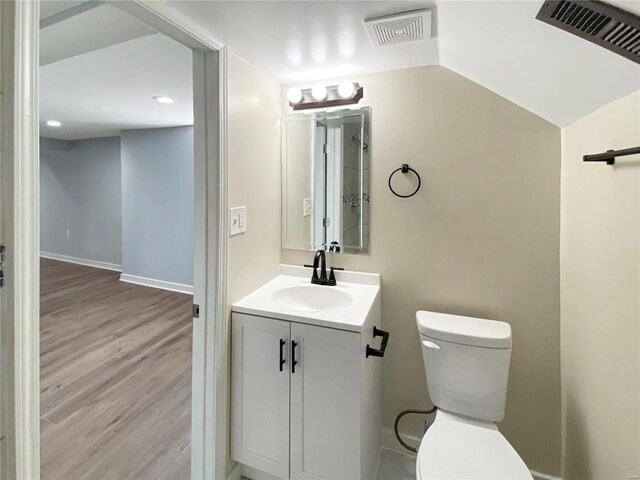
<box><xmin>40</xmin><ymin>258</ymin><xmax>192</xmax><ymax>480</ymax></box>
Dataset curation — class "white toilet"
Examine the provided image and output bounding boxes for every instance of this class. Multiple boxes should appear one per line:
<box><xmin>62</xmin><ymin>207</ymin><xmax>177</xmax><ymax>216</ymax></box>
<box><xmin>415</xmin><ymin>311</ymin><xmax>532</xmax><ymax>480</ymax></box>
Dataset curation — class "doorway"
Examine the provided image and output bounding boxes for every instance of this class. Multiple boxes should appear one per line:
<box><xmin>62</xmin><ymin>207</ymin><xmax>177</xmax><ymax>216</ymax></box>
<box><xmin>39</xmin><ymin>4</ymin><xmax>195</xmax><ymax>479</ymax></box>
<box><xmin>0</xmin><ymin>2</ymin><xmax>228</xmax><ymax>479</ymax></box>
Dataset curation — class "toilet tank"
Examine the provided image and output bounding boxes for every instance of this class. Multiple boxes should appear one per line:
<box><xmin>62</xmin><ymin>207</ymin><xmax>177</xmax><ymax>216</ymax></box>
<box><xmin>416</xmin><ymin>311</ymin><xmax>512</xmax><ymax>422</ymax></box>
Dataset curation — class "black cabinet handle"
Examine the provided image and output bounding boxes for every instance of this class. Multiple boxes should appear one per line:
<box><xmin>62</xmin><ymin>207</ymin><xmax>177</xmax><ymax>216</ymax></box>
<box><xmin>366</xmin><ymin>326</ymin><xmax>389</xmax><ymax>358</ymax></box>
<box><xmin>279</xmin><ymin>339</ymin><xmax>286</xmax><ymax>372</ymax></box>
<box><xmin>291</xmin><ymin>340</ymin><xmax>298</xmax><ymax>373</ymax></box>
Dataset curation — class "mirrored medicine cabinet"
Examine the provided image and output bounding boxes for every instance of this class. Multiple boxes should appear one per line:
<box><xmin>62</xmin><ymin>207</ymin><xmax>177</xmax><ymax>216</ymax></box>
<box><xmin>281</xmin><ymin>107</ymin><xmax>370</xmax><ymax>255</ymax></box>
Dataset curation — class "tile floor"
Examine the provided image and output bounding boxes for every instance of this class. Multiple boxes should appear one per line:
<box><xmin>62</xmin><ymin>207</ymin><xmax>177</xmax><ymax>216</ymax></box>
<box><xmin>377</xmin><ymin>448</ymin><xmax>416</xmax><ymax>480</ymax></box>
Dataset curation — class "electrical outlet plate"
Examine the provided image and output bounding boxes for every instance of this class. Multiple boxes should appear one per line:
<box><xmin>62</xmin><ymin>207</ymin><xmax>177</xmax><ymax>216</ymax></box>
<box><xmin>303</xmin><ymin>198</ymin><xmax>312</xmax><ymax>217</ymax></box>
<box><xmin>229</xmin><ymin>206</ymin><xmax>247</xmax><ymax>236</ymax></box>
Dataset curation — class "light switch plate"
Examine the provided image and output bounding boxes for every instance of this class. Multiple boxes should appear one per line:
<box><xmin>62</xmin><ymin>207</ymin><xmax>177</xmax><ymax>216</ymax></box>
<box><xmin>230</xmin><ymin>206</ymin><xmax>247</xmax><ymax>236</ymax></box>
<box><xmin>303</xmin><ymin>198</ymin><xmax>312</xmax><ymax>217</ymax></box>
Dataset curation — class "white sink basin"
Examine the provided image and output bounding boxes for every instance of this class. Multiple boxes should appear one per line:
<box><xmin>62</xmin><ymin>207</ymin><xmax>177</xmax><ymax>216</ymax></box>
<box><xmin>271</xmin><ymin>285</ymin><xmax>353</xmax><ymax>313</ymax></box>
<box><xmin>232</xmin><ymin>265</ymin><xmax>380</xmax><ymax>332</ymax></box>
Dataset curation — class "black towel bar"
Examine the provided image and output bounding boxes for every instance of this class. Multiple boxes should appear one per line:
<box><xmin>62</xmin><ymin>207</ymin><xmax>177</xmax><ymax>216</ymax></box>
<box><xmin>583</xmin><ymin>146</ymin><xmax>640</xmax><ymax>165</ymax></box>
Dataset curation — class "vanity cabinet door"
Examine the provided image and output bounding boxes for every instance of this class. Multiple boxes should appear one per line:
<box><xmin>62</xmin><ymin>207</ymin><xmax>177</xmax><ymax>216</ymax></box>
<box><xmin>231</xmin><ymin>313</ymin><xmax>290</xmax><ymax>479</ymax></box>
<box><xmin>290</xmin><ymin>323</ymin><xmax>361</xmax><ymax>480</ymax></box>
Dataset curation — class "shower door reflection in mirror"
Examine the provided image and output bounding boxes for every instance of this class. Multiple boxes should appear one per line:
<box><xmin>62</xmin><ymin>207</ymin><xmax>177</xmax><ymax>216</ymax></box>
<box><xmin>281</xmin><ymin>107</ymin><xmax>370</xmax><ymax>254</ymax></box>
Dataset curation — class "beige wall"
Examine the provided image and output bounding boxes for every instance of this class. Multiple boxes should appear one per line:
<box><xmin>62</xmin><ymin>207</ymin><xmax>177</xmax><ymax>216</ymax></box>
<box><xmin>228</xmin><ymin>52</ymin><xmax>281</xmax><ymax>303</ymax></box>
<box><xmin>281</xmin><ymin>66</ymin><xmax>562</xmax><ymax>476</ymax></box>
<box><xmin>560</xmin><ymin>90</ymin><xmax>640</xmax><ymax>480</ymax></box>
<box><xmin>227</xmin><ymin>52</ymin><xmax>281</xmax><ymax>476</ymax></box>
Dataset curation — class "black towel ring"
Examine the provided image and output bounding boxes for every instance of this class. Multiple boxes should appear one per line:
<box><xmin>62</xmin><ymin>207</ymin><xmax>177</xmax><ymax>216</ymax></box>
<box><xmin>388</xmin><ymin>164</ymin><xmax>421</xmax><ymax>198</ymax></box>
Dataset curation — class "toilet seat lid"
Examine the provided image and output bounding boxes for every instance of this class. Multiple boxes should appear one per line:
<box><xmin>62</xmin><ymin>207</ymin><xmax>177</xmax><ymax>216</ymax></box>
<box><xmin>417</xmin><ymin>411</ymin><xmax>532</xmax><ymax>480</ymax></box>
<box><xmin>416</xmin><ymin>311</ymin><xmax>512</xmax><ymax>349</ymax></box>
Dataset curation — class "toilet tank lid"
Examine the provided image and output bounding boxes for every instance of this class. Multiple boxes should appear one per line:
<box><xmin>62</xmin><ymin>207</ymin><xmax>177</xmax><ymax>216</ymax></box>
<box><xmin>416</xmin><ymin>311</ymin><xmax>512</xmax><ymax>349</ymax></box>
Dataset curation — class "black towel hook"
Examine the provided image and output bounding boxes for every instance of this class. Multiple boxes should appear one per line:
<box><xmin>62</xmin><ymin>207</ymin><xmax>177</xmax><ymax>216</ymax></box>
<box><xmin>388</xmin><ymin>164</ymin><xmax>421</xmax><ymax>198</ymax></box>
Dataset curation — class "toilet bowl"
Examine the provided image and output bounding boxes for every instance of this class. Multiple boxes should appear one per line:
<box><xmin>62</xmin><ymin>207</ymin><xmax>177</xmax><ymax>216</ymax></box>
<box><xmin>415</xmin><ymin>311</ymin><xmax>532</xmax><ymax>480</ymax></box>
<box><xmin>416</xmin><ymin>410</ymin><xmax>531</xmax><ymax>479</ymax></box>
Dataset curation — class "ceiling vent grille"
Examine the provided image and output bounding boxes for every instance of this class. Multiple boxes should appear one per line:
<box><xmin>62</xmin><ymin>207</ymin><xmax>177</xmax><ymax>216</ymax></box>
<box><xmin>365</xmin><ymin>10</ymin><xmax>432</xmax><ymax>47</ymax></box>
<box><xmin>536</xmin><ymin>0</ymin><xmax>640</xmax><ymax>64</ymax></box>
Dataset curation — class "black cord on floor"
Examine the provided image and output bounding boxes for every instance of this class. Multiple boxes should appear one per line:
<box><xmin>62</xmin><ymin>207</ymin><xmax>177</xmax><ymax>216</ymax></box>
<box><xmin>393</xmin><ymin>407</ymin><xmax>437</xmax><ymax>453</ymax></box>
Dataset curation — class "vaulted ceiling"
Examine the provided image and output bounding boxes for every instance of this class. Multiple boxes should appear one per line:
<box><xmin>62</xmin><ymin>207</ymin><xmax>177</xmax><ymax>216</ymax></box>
<box><xmin>40</xmin><ymin>1</ymin><xmax>640</xmax><ymax>132</ymax></box>
<box><xmin>167</xmin><ymin>0</ymin><xmax>640</xmax><ymax>127</ymax></box>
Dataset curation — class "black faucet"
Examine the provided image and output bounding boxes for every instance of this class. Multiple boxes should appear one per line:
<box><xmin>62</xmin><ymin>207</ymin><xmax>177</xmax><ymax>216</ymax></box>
<box><xmin>304</xmin><ymin>249</ymin><xmax>343</xmax><ymax>286</ymax></box>
<box><xmin>313</xmin><ymin>249</ymin><xmax>327</xmax><ymax>283</ymax></box>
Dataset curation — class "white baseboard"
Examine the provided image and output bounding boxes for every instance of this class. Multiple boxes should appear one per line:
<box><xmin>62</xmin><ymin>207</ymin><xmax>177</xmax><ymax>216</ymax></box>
<box><xmin>226</xmin><ymin>462</ymin><xmax>241</xmax><ymax>480</ymax></box>
<box><xmin>381</xmin><ymin>427</ymin><xmax>420</xmax><ymax>458</ymax></box>
<box><xmin>381</xmin><ymin>427</ymin><xmax>562</xmax><ymax>480</ymax></box>
<box><xmin>119</xmin><ymin>273</ymin><xmax>193</xmax><ymax>295</ymax></box>
<box><xmin>40</xmin><ymin>251</ymin><xmax>122</xmax><ymax>272</ymax></box>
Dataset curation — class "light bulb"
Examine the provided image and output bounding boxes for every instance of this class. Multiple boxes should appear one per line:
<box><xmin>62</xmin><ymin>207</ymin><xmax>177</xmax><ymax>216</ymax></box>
<box><xmin>311</xmin><ymin>84</ymin><xmax>327</xmax><ymax>101</ymax></box>
<box><xmin>338</xmin><ymin>81</ymin><xmax>355</xmax><ymax>98</ymax></box>
<box><xmin>46</xmin><ymin>120</ymin><xmax>62</xmax><ymax>127</ymax></box>
<box><xmin>287</xmin><ymin>87</ymin><xmax>303</xmax><ymax>104</ymax></box>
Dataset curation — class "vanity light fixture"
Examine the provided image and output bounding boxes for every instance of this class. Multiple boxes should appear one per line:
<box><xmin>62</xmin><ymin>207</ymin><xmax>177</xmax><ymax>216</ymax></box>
<box><xmin>152</xmin><ymin>95</ymin><xmax>174</xmax><ymax>104</ymax></box>
<box><xmin>46</xmin><ymin>119</ymin><xmax>62</xmax><ymax>127</ymax></box>
<box><xmin>288</xmin><ymin>82</ymin><xmax>364</xmax><ymax>111</ymax></box>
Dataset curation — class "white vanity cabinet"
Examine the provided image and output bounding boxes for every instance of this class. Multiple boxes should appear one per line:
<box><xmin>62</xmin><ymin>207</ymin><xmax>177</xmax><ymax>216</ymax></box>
<box><xmin>231</xmin><ymin>311</ymin><xmax>382</xmax><ymax>480</ymax></box>
<box><xmin>231</xmin><ymin>313</ymin><xmax>291</xmax><ymax>478</ymax></box>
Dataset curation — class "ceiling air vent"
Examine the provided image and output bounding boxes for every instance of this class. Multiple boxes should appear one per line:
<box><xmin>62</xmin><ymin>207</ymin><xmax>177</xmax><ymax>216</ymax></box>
<box><xmin>536</xmin><ymin>0</ymin><xmax>640</xmax><ymax>64</ymax></box>
<box><xmin>364</xmin><ymin>9</ymin><xmax>432</xmax><ymax>47</ymax></box>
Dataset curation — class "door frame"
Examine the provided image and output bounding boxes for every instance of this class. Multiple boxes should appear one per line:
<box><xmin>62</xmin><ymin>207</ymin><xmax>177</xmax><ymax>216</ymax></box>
<box><xmin>0</xmin><ymin>1</ymin><xmax>40</xmax><ymax>477</ymax></box>
<box><xmin>0</xmin><ymin>1</ymin><xmax>229</xmax><ymax>479</ymax></box>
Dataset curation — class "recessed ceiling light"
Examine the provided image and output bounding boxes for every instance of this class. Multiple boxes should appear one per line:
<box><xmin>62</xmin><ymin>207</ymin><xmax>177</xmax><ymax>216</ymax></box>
<box><xmin>46</xmin><ymin>120</ymin><xmax>62</xmax><ymax>127</ymax></box>
<box><xmin>153</xmin><ymin>96</ymin><xmax>174</xmax><ymax>104</ymax></box>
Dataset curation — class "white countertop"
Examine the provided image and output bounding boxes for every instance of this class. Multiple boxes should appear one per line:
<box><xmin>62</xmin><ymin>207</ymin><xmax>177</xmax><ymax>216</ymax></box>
<box><xmin>231</xmin><ymin>265</ymin><xmax>381</xmax><ymax>333</ymax></box>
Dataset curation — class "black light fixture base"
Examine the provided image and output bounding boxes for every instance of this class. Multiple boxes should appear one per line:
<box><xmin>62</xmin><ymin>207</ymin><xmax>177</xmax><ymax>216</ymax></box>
<box><xmin>290</xmin><ymin>83</ymin><xmax>364</xmax><ymax>111</ymax></box>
